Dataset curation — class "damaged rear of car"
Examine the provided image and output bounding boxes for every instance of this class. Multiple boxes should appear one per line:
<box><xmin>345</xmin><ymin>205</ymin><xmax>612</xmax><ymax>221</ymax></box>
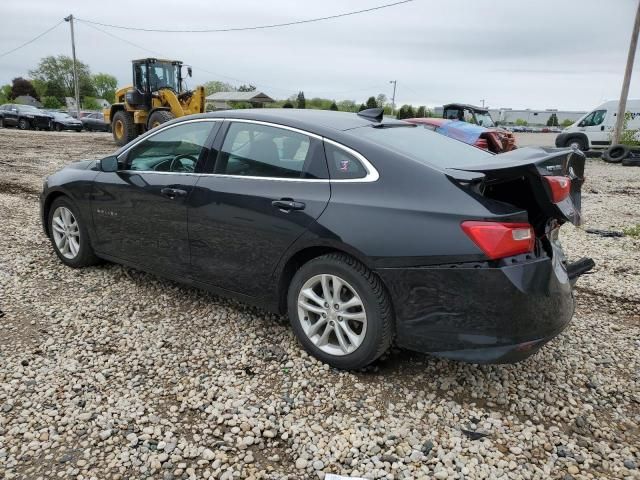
<box><xmin>354</xmin><ymin>124</ymin><xmax>593</xmax><ymax>363</ymax></box>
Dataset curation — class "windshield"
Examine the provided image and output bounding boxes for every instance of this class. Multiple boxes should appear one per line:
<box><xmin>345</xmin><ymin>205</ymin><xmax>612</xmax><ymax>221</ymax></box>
<box><xmin>19</xmin><ymin>105</ymin><xmax>39</xmax><ymax>112</ymax></box>
<box><xmin>149</xmin><ymin>63</ymin><xmax>179</xmax><ymax>91</ymax></box>
<box><xmin>357</xmin><ymin>125</ymin><xmax>493</xmax><ymax>169</ymax></box>
<box><xmin>474</xmin><ymin>112</ymin><xmax>495</xmax><ymax>127</ymax></box>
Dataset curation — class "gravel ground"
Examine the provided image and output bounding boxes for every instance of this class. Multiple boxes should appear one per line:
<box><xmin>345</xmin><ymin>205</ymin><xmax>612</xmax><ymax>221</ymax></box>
<box><xmin>0</xmin><ymin>129</ymin><xmax>639</xmax><ymax>480</ymax></box>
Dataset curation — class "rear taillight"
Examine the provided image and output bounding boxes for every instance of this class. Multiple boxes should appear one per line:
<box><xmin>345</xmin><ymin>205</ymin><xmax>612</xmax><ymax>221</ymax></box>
<box><xmin>544</xmin><ymin>175</ymin><xmax>571</xmax><ymax>203</ymax></box>
<box><xmin>461</xmin><ymin>221</ymin><xmax>535</xmax><ymax>260</ymax></box>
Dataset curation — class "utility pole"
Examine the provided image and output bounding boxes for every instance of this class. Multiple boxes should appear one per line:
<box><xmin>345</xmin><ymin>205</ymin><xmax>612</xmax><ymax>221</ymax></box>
<box><xmin>480</xmin><ymin>99</ymin><xmax>486</xmax><ymax>108</ymax></box>
<box><xmin>64</xmin><ymin>14</ymin><xmax>81</xmax><ymax>118</ymax></box>
<box><xmin>613</xmin><ymin>0</ymin><xmax>640</xmax><ymax>144</ymax></box>
<box><xmin>389</xmin><ymin>80</ymin><xmax>397</xmax><ymax>116</ymax></box>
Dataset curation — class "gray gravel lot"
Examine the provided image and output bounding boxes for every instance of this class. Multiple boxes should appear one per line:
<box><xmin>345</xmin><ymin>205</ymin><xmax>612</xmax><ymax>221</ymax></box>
<box><xmin>0</xmin><ymin>129</ymin><xmax>639</xmax><ymax>480</ymax></box>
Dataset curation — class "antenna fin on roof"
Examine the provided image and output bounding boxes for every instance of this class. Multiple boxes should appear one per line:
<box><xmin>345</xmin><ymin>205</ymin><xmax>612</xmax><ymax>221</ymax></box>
<box><xmin>357</xmin><ymin>108</ymin><xmax>384</xmax><ymax>122</ymax></box>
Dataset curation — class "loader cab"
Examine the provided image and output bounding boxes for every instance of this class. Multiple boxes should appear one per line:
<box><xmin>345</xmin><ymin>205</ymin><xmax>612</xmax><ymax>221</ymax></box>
<box><xmin>128</xmin><ymin>58</ymin><xmax>185</xmax><ymax>108</ymax></box>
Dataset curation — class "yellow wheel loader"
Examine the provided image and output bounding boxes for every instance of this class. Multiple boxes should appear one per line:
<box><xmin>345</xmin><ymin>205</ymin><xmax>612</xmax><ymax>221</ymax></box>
<box><xmin>104</xmin><ymin>58</ymin><xmax>205</xmax><ymax>146</ymax></box>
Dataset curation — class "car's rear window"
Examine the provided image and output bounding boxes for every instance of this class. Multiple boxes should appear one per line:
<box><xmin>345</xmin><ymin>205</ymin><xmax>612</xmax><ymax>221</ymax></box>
<box><xmin>356</xmin><ymin>125</ymin><xmax>493</xmax><ymax>169</ymax></box>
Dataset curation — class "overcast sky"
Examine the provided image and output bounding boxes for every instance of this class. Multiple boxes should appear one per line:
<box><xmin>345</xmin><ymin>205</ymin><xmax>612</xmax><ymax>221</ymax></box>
<box><xmin>1</xmin><ymin>0</ymin><xmax>639</xmax><ymax>110</ymax></box>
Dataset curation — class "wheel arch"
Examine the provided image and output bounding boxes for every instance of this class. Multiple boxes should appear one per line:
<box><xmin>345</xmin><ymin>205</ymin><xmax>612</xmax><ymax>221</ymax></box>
<box><xmin>564</xmin><ymin>132</ymin><xmax>589</xmax><ymax>149</ymax></box>
<box><xmin>42</xmin><ymin>189</ymin><xmax>73</xmax><ymax>237</ymax></box>
<box><xmin>275</xmin><ymin>242</ymin><xmax>375</xmax><ymax>314</ymax></box>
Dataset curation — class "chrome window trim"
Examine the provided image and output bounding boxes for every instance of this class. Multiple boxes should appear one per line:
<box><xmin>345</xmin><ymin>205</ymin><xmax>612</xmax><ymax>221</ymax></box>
<box><xmin>114</xmin><ymin>117</ymin><xmax>380</xmax><ymax>183</ymax></box>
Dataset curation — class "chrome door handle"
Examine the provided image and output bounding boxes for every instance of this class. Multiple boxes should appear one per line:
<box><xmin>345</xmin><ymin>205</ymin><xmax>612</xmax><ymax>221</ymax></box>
<box><xmin>272</xmin><ymin>199</ymin><xmax>306</xmax><ymax>211</ymax></box>
<box><xmin>160</xmin><ymin>187</ymin><xmax>187</xmax><ymax>198</ymax></box>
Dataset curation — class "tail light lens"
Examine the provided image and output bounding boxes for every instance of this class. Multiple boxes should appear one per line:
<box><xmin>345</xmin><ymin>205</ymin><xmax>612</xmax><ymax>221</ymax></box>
<box><xmin>544</xmin><ymin>176</ymin><xmax>571</xmax><ymax>203</ymax></box>
<box><xmin>461</xmin><ymin>221</ymin><xmax>535</xmax><ymax>260</ymax></box>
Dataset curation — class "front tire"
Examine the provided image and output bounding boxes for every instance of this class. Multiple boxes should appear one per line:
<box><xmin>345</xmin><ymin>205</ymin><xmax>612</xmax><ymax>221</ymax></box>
<box><xmin>48</xmin><ymin>197</ymin><xmax>99</xmax><ymax>268</ymax></box>
<box><xmin>287</xmin><ymin>253</ymin><xmax>393</xmax><ymax>369</ymax></box>
<box><xmin>18</xmin><ymin>118</ymin><xmax>31</xmax><ymax>130</ymax></box>
<box><xmin>54</xmin><ymin>123</ymin><xmax>63</xmax><ymax>132</ymax></box>
<box><xmin>565</xmin><ymin>136</ymin><xmax>586</xmax><ymax>151</ymax></box>
<box><xmin>112</xmin><ymin>110</ymin><xmax>137</xmax><ymax>146</ymax></box>
<box><xmin>148</xmin><ymin>110</ymin><xmax>175</xmax><ymax>130</ymax></box>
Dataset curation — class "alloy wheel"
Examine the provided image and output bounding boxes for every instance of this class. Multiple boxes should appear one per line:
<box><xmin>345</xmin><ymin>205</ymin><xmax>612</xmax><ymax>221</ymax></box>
<box><xmin>297</xmin><ymin>274</ymin><xmax>367</xmax><ymax>356</ymax></box>
<box><xmin>51</xmin><ymin>206</ymin><xmax>80</xmax><ymax>259</ymax></box>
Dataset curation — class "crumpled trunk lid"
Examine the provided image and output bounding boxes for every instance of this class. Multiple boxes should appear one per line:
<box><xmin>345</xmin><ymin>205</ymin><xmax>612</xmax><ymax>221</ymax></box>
<box><xmin>446</xmin><ymin>147</ymin><xmax>585</xmax><ymax>228</ymax></box>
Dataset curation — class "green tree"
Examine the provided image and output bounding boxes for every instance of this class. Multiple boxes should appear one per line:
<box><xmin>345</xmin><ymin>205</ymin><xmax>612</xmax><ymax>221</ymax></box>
<box><xmin>203</xmin><ymin>80</ymin><xmax>235</xmax><ymax>96</ymax></box>
<box><xmin>296</xmin><ymin>91</ymin><xmax>306</xmax><ymax>109</ymax></box>
<box><xmin>376</xmin><ymin>93</ymin><xmax>387</xmax><ymax>108</ymax></box>
<box><xmin>329</xmin><ymin>101</ymin><xmax>338</xmax><ymax>111</ymax></box>
<box><xmin>93</xmin><ymin>73</ymin><xmax>117</xmax><ymax>103</ymax></box>
<box><xmin>0</xmin><ymin>84</ymin><xmax>10</xmax><ymax>104</ymax></box>
<box><xmin>238</xmin><ymin>84</ymin><xmax>256</xmax><ymax>92</ymax></box>
<box><xmin>561</xmin><ymin>118</ymin><xmax>573</xmax><ymax>128</ymax></box>
<box><xmin>83</xmin><ymin>96</ymin><xmax>101</xmax><ymax>110</ymax></box>
<box><xmin>31</xmin><ymin>79</ymin><xmax>47</xmax><ymax>99</ymax></box>
<box><xmin>617</xmin><ymin>112</ymin><xmax>640</xmax><ymax>146</ymax></box>
<box><xmin>358</xmin><ymin>103</ymin><xmax>366</xmax><ymax>112</ymax></box>
<box><xmin>365</xmin><ymin>96</ymin><xmax>378</xmax><ymax>109</ymax></box>
<box><xmin>29</xmin><ymin>55</ymin><xmax>94</xmax><ymax>101</ymax></box>
<box><xmin>282</xmin><ymin>101</ymin><xmax>294</xmax><ymax>108</ymax></box>
<box><xmin>42</xmin><ymin>96</ymin><xmax>63</xmax><ymax>109</ymax></box>
<box><xmin>515</xmin><ymin>118</ymin><xmax>528</xmax><ymax>126</ymax></box>
<box><xmin>396</xmin><ymin>104</ymin><xmax>415</xmax><ymax>119</ymax></box>
<box><xmin>337</xmin><ymin>100</ymin><xmax>357</xmax><ymax>112</ymax></box>
<box><xmin>416</xmin><ymin>106</ymin><xmax>426</xmax><ymax>117</ymax></box>
<box><xmin>9</xmin><ymin>77</ymin><xmax>39</xmax><ymax>100</ymax></box>
<box><xmin>546</xmin><ymin>113</ymin><xmax>559</xmax><ymax>127</ymax></box>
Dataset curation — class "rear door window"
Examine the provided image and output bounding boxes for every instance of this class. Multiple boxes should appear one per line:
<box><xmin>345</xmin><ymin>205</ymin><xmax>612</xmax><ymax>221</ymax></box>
<box><xmin>215</xmin><ymin>122</ymin><xmax>327</xmax><ymax>179</ymax></box>
<box><xmin>324</xmin><ymin>143</ymin><xmax>367</xmax><ymax>179</ymax></box>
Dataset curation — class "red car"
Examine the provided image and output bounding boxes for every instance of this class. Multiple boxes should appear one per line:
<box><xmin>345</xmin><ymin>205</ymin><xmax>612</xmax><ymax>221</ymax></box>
<box><xmin>406</xmin><ymin>117</ymin><xmax>516</xmax><ymax>153</ymax></box>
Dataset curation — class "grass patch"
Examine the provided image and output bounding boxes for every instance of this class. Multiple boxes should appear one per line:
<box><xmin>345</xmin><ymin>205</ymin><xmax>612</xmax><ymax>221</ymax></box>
<box><xmin>623</xmin><ymin>224</ymin><xmax>640</xmax><ymax>238</ymax></box>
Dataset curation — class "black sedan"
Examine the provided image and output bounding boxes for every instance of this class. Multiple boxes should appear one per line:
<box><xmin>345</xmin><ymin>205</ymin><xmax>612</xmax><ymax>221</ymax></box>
<box><xmin>81</xmin><ymin>112</ymin><xmax>111</xmax><ymax>132</ymax></box>
<box><xmin>40</xmin><ymin>109</ymin><xmax>593</xmax><ymax>369</ymax></box>
<box><xmin>48</xmin><ymin>111</ymin><xmax>83</xmax><ymax>132</ymax></box>
<box><xmin>0</xmin><ymin>103</ymin><xmax>52</xmax><ymax>130</ymax></box>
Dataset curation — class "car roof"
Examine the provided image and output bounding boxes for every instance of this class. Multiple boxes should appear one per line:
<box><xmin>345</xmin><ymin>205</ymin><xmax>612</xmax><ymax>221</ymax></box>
<box><xmin>193</xmin><ymin>109</ymin><xmax>408</xmax><ymax>133</ymax></box>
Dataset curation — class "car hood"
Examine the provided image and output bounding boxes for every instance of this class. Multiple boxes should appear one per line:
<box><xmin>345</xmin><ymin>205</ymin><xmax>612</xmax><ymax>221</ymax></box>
<box><xmin>64</xmin><ymin>159</ymin><xmax>96</xmax><ymax>170</ymax></box>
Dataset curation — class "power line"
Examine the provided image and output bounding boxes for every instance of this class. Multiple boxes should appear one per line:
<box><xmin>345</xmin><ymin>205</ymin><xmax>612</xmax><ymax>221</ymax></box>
<box><xmin>76</xmin><ymin>0</ymin><xmax>417</xmax><ymax>33</ymax></box>
<box><xmin>0</xmin><ymin>20</ymin><xmax>64</xmax><ymax>59</ymax></box>
<box><xmin>79</xmin><ymin>21</ymin><xmax>390</xmax><ymax>98</ymax></box>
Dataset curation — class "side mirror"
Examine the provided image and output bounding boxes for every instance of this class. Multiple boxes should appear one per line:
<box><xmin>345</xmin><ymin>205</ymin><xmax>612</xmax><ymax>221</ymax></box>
<box><xmin>98</xmin><ymin>156</ymin><xmax>119</xmax><ymax>172</ymax></box>
<box><xmin>187</xmin><ymin>67</ymin><xmax>192</xmax><ymax>77</ymax></box>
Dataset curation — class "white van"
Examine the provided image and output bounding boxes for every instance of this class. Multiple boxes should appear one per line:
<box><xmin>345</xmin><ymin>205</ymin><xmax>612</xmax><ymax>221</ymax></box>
<box><xmin>555</xmin><ymin>99</ymin><xmax>640</xmax><ymax>150</ymax></box>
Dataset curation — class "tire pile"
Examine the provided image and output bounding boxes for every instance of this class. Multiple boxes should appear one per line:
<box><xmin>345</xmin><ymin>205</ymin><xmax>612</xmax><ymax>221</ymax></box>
<box><xmin>602</xmin><ymin>144</ymin><xmax>640</xmax><ymax>166</ymax></box>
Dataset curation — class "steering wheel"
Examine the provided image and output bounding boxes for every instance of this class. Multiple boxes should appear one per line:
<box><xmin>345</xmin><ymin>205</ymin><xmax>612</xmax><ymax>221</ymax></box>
<box><xmin>169</xmin><ymin>154</ymin><xmax>197</xmax><ymax>173</ymax></box>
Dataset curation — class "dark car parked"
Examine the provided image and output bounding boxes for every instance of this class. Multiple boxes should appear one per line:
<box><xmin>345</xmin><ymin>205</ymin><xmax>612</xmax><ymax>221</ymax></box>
<box><xmin>81</xmin><ymin>112</ymin><xmax>111</xmax><ymax>132</ymax></box>
<box><xmin>0</xmin><ymin>103</ymin><xmax>52</xmax><ymax>130</ymax></box>
<box><xmin>40</xmin><ymin>108</ymin><xmax>593</xmax><ymax>369</ymax></box>
<box><xmin>48</xmin><ymin>111</ymin><xmax>83</xmax><ymax>132</ymax></box>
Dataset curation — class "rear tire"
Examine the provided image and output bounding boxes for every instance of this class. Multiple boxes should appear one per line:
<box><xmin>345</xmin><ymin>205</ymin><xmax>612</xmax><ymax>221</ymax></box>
<box><xmin>0</xmin><ymin>118</ymin><xmax>4</xmax><ymax>128</ymax></box>
<box><xmin>287</xmin><ymin>253</ymin><xmax>393</xmax><ymax>370</ymax></box>
<box><xmin>47</xmin><ymin>196</ymin><xmax>99</xmax><ymax>268</ymax></box>
<box><xmin>148</xmin><ymin>110</ymin><xmax>175</xmax><ymax>130</ymax></box>
<box><xmin>18</xmin><ymin>118</ymin><xmax>31</xmax><ymax>130</ymax></box>
<box><xmin>112</xmin><ymin>110</ymin><xmax>137</xmax><ymax>147</ymax></box>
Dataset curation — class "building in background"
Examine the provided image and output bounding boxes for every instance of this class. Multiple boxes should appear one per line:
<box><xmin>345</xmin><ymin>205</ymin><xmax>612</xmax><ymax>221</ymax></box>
<box><xmin>205</xmin><ymin>91</ymin><xmax>274</xmax><ymax>111</ymax></box>
<box><xmin>433</xmin><ymin>106</ymin><xmax>587</xmax><ymax>125</ymax></box>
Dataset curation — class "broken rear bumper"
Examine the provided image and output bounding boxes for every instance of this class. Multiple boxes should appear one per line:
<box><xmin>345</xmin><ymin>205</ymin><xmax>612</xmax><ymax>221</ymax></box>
<box><xmin>377</xmin><ymin>254</ymin><xmax>592</xmax><ymax>364</ymax></box>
